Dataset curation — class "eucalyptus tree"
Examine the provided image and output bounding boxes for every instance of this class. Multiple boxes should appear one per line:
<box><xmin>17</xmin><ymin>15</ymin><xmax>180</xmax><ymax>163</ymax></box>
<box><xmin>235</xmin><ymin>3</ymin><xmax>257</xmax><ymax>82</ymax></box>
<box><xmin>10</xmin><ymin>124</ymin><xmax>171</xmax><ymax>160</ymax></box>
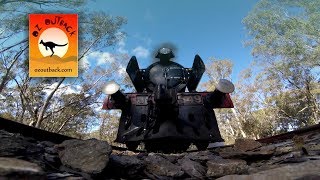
<box><xmin>243</xmin><ymin>0</ymin><xmax>320</xmax><ymax>128</ymax></box>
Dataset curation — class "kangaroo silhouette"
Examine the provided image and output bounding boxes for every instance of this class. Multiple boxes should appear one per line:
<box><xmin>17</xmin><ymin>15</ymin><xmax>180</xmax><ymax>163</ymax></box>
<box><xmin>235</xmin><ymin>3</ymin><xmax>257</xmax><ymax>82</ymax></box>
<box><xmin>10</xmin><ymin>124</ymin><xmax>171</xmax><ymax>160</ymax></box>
<box><xmin>39</xmin><ymin>40</ymin><xmax>68</xmax><ymax>57</ymax></box>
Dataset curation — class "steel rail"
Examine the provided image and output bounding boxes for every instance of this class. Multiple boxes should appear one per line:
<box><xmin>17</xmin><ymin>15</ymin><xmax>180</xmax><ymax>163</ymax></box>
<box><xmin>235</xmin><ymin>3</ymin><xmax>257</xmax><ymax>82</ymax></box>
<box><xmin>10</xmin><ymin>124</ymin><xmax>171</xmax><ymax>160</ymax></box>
<box><xmin>1</xmin><ymin>117</ymin><xmax>319</xmax><ymax>152</ymax></box>
<box><xmin>256</xmin><ymin>123</ymin><xmax>320</xmax><ymax>144</ymax></box>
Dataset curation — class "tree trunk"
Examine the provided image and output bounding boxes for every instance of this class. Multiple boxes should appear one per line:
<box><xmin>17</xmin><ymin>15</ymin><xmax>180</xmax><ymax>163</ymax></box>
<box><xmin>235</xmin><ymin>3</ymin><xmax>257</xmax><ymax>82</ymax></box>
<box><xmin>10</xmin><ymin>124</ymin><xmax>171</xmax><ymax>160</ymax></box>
<box><xmin>35</xmin><ymin>78</ymin><xmax>65</xmax><ymax>128</ymax></box>
<box><xmin>231</xmin><ymin>108</ymin><xmax>247</xmax><ymax>138</ymax></box>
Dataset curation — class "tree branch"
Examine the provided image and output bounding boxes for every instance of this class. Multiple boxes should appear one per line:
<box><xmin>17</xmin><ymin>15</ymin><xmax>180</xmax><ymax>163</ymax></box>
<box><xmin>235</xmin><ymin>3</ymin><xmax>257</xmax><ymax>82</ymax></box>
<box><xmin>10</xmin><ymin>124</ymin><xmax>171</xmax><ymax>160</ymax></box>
<box><xmin>0</xmin><ymin>45</ymin><xmax>28</xmax><ymax>94</ymax></box>
<box><xmin>0</xmin><ymin>38</ymin><xmax>27</xmax><ymax>54</ymax></box>
<box><xmin>35</xmin><ymin>77</ymin><xmax>65</xmax><ymax>128</ymax></box>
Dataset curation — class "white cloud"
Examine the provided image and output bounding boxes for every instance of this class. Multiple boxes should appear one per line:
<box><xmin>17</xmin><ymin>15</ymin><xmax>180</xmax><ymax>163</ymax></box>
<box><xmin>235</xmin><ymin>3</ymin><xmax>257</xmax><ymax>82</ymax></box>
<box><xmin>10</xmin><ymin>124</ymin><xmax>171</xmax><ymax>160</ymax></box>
<box><xmin>132</xmin><ymin>46</ymin><xmax>150</xmax><ymax>59</ymax></box>
<box><xmin>90</xmin><ymin>51</ymin><xmax>115</xmax><ymax>65</ymax></box>
<box><xmin>117</xmin><ymin>39</ymin><xmax>128</xmax><ymax>54</ymax></box>
<box><xmin>42</xmin><ymin>83</ymin><xmax>83</xmax><ymax>97</ymax></box>
<box><xmin>79</xmin><ymin>51</ymin><xmax>115</xmax><ymax>69</ymax></box>
<box><xmin>115</xmin><ymin>32</ymin><xmax>128</xmax><ymax>54</ymax></box>
<box><xmin>79</xmin><ymin>56</ymin><xmax>90</xmax><ymax>70</ymax></box>
<box><xmin>42</xmin><ymin>82</ymin><xmax>58</xmax><ymax>96</ymax></box>
<box><xmin>117</xmin><ymin>65</ymin><xmax>126</xmax><ymax>75</ymax></box>
<box><xmin>118</xmin><ymin>38</ymin><xmax>125</xmax><ymax>47</ymax></box>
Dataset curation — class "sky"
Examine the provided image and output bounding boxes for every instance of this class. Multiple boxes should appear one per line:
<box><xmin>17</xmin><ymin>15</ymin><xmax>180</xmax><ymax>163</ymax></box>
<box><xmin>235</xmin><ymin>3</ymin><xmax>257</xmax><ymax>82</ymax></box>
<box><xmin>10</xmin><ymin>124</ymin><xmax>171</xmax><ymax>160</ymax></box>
<box><xmin>85</xmin><ymin>0</ymin><xmax>259</xmax><ymax>83</ymax></box>
<box><xmin>1</xmin><ymin>0</ymin><xmax>259</xmax><ymax>102</ymax></box>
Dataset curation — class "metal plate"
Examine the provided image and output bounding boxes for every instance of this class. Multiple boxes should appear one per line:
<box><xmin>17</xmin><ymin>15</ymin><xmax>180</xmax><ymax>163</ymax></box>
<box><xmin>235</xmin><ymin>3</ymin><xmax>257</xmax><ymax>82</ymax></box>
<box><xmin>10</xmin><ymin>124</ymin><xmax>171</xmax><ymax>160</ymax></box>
<box><xmin>177</xmin><ymin>94</ymin><xmax>203</xmax><ymax>105</ymax></box>
<box><xmin>136</xmin><ymin>95</ymin><xmax>148</xmax><ymax>105</ymax></box>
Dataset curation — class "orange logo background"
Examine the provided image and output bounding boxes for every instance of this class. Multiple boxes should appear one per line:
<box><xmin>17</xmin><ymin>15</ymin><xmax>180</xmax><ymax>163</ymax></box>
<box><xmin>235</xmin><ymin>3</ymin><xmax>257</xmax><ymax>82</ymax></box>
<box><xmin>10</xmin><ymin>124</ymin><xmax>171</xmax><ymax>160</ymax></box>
<box><xmin>29</xmin><ymin>14</ymin><xmax>78</xmax><ymax>77</ymax></box>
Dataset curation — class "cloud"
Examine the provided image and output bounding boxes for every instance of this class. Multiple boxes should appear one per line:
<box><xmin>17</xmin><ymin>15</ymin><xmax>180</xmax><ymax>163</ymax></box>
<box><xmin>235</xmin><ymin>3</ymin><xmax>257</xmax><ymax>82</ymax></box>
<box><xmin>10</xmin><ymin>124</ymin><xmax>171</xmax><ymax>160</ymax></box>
<box><xmin>85</xmin><ymin>51</ymin><xmax>116</xmax><ymax>66</ymax></box>
<box><xmin>132</xmin><ymin>46</ymin><xmax>150</xmax><ymax>58</ymax></box>
<box><xmin>42</xmin><ymin>83</ymin><xmax>83</xmax><ymax>97</ymax></box>
<box><xmin>93</xmin><ymin>51</ymin><xmax>115</xmax><ymax>65</ymax></box>
<box><xmin>133</xmin><ymin>33</ymin><xmax>152</xmax><ymax>46</ymax></box>
<box><xmin>79</xmin><ymin>56</ymin><xmax>90</xmax><ymax>69</ymax></box>
<box><xmin>117</xmin><ymin>39</ymin><xmax>128</xmax><ymax>54</ymax></box>
<box><xmin>115</xmin><ymin>32</ymin><xmax>128</xmax><ymax>54</ymax></box>
<box><xmin>117</xmin><ymin>65</ymin><xmax>126</xmax><ymax>75</ymax></box>
<box><xmin>79</xmin><ymin>51</ymin><xmax>116</xmax><ymax>69</ymax></box>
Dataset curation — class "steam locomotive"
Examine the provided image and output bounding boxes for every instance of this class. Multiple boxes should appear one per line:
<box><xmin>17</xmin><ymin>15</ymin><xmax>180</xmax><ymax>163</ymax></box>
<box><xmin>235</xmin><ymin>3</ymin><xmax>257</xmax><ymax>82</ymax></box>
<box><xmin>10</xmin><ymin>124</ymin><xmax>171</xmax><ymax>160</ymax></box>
<box><xmin>102</xmin><ymin>47</ymin><xmax>234</xmax><ymax>152</ymax></box>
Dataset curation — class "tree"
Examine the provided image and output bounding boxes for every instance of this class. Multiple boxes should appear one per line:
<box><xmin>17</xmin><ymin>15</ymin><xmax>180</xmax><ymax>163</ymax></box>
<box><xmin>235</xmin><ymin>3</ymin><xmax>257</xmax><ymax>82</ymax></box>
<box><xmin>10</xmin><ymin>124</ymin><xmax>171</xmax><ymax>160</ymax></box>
<box><xmin>233</xmin><ymin>66</ymin><xmax>278</xmax><ymax>139</ymax></box>
<box><xmin>243</xmin><ymin>0</ymin><xmax>320</xmax><ymax>129</ymax></box>
<box><xmin>98</xmin><ymin>110</ymin><xmax>121</xmax><ymax>143</ymax></box>
<box><xmin>202</xmin><ymin>58</ymin><xmax>248</xmax><ymax>143</ymax></box>
<box><xmin>202</xmin><ymin>57</ymin><xmax>233</xmax><ymax>91</ymax></box>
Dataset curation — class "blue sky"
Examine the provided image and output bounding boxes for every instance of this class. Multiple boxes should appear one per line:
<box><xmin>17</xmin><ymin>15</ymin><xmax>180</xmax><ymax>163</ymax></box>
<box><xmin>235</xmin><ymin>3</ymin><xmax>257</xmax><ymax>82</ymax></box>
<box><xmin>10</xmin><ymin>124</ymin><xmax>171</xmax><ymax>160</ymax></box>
<box><xmin>85</xmin><ymin>0</ymin><xmax>259</xmax><ymax>83</ymax></box>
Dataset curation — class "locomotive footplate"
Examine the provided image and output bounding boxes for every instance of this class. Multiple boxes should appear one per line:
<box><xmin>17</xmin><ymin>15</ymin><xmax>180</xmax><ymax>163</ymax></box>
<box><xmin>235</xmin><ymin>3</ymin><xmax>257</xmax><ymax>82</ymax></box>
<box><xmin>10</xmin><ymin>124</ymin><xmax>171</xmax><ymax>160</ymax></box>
<box><xmin>115</xmin><ymin>92</ymin><xmax>224</xmax><ymax>152</ymax></box>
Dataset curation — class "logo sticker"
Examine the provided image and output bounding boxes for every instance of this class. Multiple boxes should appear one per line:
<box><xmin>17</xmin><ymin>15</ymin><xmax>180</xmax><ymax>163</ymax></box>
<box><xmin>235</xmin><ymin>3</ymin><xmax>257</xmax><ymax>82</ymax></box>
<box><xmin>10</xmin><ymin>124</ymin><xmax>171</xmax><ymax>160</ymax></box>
<box><xmin>29</xmin><ymin>14</ymin><xmax>78</xmax><ymax>77</ymax></box>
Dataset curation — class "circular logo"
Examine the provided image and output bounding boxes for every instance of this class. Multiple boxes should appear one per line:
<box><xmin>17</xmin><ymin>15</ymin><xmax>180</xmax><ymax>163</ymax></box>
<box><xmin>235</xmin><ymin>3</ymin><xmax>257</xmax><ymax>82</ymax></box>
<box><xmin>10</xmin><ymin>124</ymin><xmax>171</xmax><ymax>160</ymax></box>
<box><xmin>38</xmin><ymin>28</ymin><xmax>69</xmax><ymax>58</ymax></box>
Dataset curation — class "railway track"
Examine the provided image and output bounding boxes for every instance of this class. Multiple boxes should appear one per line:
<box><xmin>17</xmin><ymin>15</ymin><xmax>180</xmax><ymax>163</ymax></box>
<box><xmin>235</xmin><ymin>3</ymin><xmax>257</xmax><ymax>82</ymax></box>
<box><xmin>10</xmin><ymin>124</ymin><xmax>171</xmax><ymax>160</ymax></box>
<box><xmin>1</xmin><ymin>116</ymin><xmax>319</xmax><ymax>152</ymax></box>
<box><xmin>0</xmin><ymin>117</ymin><xmax>131</xmax><ymax>152</ymax></box>
<box><xmin>256</xmin><ymin>123</ymin><xmax>320</xmax><ymax>144</ymax></box>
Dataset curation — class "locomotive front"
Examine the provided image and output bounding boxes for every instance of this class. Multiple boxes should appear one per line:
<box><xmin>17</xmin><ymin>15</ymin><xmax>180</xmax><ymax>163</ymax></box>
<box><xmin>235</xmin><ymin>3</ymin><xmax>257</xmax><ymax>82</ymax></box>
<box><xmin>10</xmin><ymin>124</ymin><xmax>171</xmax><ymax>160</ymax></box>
<box><xmin>102</xmin><ymin>47</ymin><xmax>235</xmax><ymax>152</ymax></box>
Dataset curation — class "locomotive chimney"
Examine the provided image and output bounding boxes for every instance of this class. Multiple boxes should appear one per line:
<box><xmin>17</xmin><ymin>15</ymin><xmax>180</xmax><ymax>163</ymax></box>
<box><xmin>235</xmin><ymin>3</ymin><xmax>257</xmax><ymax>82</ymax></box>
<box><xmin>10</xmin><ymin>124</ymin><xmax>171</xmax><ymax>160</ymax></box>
<box><xmin>156</xmin><ymin>47</ymin><xmax>174</xmax><ymax>64</ymax></box>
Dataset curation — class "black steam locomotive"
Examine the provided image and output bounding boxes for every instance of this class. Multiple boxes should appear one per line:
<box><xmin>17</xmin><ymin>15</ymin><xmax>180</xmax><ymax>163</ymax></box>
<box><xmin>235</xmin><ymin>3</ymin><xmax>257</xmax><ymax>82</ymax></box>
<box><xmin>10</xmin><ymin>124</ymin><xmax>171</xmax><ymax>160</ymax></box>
<box><xmin>102</xmin><ymin>47</ymin><xmax>234</xmax><ymax>152</ymax></box>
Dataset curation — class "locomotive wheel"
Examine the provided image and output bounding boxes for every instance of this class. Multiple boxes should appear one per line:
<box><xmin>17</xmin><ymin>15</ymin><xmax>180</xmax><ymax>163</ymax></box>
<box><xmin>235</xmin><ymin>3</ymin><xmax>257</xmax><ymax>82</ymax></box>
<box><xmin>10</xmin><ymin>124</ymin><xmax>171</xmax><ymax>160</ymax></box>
<box><xmin>145</xmin><ymin>140</ymin><xmax>190</xmax><ymax>153</ymax></box>
<box><xmin>126</xmin><ymin>142</ymin><xmax>139</xmax><ymax>151</ymax></box>
<box><xmin>195</xmin><ymin>142</ymin><xmax>209</xmax><ymax>151</ymax></box>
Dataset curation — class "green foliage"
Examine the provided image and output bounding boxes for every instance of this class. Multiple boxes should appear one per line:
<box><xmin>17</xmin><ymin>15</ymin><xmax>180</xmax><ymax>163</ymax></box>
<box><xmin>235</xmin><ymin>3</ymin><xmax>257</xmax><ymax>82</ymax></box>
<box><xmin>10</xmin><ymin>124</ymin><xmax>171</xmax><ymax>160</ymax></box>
<box><xmin>98</xmin><ymin>111</ymin><xmax>121</xmax><ymax>143</ymax></box>
<box><xmin>84</xmin><ymin>110</ymin><xmax>121</xmax><ymax>145</ymax></box>
<box><xmin>205</xmin><ymin>0</ymin><xmax>320</xmax><ymax>141</ymax></box>
<box><xmin>240</xmin><ymin>0</ymin><xmax>320</xmax><ymax>136</ymax></box>
<box><xmin>202</xmin><ymin>58</ymin><xmax>233</xmax><ymax>91</ymax></box>
<box><xmin>243</xmin><ymin>0</ymin><xmax>320</xmax><ymax>64</ymax></box>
